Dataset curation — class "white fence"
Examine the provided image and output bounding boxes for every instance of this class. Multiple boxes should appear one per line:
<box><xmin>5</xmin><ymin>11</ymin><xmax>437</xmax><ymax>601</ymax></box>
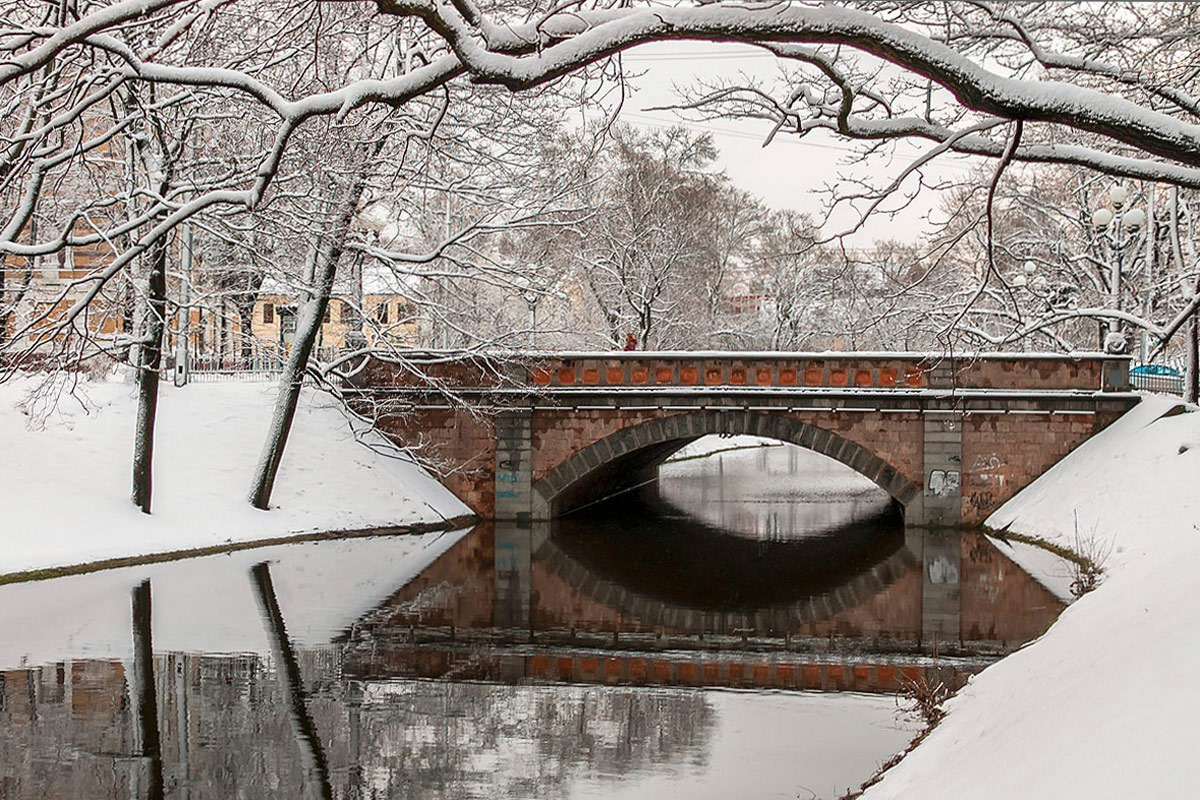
<box><xmin>175</xmin><ymin>346</ymin><xmax>340</xmax><ymax>383</ymax></box>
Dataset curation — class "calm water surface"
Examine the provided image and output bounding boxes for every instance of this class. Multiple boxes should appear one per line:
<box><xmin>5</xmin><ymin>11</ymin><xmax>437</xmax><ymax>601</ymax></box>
<box><xmin>0</xmin><ymin>441</ymin><xmax>1073</xmax><ymax>799</ymax></box>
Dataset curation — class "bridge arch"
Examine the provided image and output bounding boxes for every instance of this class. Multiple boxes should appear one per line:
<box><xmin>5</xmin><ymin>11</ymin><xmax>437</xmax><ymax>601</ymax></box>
<box><xmin>532</xmin><ymin>410</ymin><xmax>922</xmax><ymax>519</ymax></box>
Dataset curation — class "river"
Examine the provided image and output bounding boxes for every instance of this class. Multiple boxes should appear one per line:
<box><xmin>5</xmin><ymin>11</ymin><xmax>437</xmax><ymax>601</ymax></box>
<box><xmin>0</xmin><ymin>438</ymin><xmax>1074</xmax><ymax>799</ymax></box>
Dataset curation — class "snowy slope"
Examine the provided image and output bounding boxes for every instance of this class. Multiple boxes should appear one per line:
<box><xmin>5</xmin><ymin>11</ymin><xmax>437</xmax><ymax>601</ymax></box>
<box><xmin>0</xmin><ymin>375</ymin><xmax>470</xmax><ymax>576</ymax></box>
<box><xmin>864</xmin><ymin>395</ymin><xmax>1200</xmax><ymax>799</ymax></box>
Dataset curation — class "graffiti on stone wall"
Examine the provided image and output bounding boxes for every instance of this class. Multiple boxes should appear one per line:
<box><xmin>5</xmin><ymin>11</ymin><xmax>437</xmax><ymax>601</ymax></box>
<box><xmin>971</xmin><ymin>453</ymin><xmax>1004</xmax><ymax>471</ymax></box>
<box><xmin>927</xmin><ymin>469</ymin><xmax>961</xmax><ymax>498</ymax></box>
<box><xmin>927</xmin><ymin>555</ymin><xmax>960</xmax><ymax>584</ymax></box>
<box><xmin>967</xmin><ymin>491</ymin><xmax>995</xmax><ymax>512</ymax></box>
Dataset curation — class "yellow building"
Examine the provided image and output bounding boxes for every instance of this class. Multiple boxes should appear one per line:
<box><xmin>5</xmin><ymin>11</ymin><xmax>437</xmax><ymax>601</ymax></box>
<box><xmin>250</xmin><ymin>293</ymin><xmax>418</xmax><ymax>351</ymax></box>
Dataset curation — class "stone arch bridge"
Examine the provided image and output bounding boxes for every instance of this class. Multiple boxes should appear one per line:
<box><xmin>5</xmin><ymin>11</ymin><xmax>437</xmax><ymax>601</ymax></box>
<box><xmin>352</xmin><ymin>352</ymin><xmax>1136</xmax><ymax>527</ymax></box>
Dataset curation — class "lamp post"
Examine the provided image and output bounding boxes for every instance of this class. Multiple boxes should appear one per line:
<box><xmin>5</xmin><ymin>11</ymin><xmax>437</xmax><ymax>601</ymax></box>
<box><xmin>353</xmin><ymin>203</ymin><xmax>391</xmax><ymax>352</ymax></box>
<box><xmin>513</xmin><ymin>271</ymin><xmax>542</xmax><ymax>350</ymax></box>
<box><xmin>1010</xmin><ymin>259</ymin><xmax>1037</xmax><ymax>288</ymax></box>
<box><xmin>174</xmin><ymin>221</ymin><xmax>193</xmax><ymax>386</ymax></box>
<box><xmin>522</xmin><ymin>288</ymin><xmax>540</xmax><ymax>350</ymax></box>
<box><xmin>1091</xmin><ymin>185</ymin><xmax>1146</xmax><ymax>354</ymax></box>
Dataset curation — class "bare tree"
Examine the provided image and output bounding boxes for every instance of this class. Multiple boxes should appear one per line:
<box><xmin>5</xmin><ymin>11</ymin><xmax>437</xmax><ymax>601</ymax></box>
<box><xmin>11</xmin><ymin>0</ymin><xmax>1200</xmax><ymax>512</ymax></box>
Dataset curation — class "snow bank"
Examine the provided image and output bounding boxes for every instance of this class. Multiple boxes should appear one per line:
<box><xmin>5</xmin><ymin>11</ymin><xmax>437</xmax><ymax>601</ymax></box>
<box><xmin>865</xmin><ymin>395</ymin><xmax>1200</xmax><ymax>799</ymax></box>
<box><xmin>0</xmin><ymin>375</ymin><xmax>470</xmax><ymax>576</ymax></box>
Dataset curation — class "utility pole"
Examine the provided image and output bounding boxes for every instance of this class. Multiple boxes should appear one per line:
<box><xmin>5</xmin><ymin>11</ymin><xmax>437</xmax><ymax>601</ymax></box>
<box><xmin>174</xmin><ymin>131</ymin><xmax>195</xmax><ymax>386</ymax></box>
<box><xmin>1140</xmin><ymin>188</ymin><xmax>1155</xmax><ymax>364</ymax></box>
<box><xmin>174</xmin><ymin>222</ymin><xmax>192</xmax><ymax>386</ymax></box>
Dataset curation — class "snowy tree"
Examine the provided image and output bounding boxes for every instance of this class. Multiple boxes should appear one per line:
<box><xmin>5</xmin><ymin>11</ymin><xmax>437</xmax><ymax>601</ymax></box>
<box><xmin>10</xmin><ymin>0</ymin><xmax>1200</xmax><ymax>508</ymax></box>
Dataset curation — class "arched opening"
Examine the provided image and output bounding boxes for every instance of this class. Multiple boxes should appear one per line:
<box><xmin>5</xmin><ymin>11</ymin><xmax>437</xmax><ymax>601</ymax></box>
<box><xmin>532</xmin><ymin>410</ymin><xmax>920</xmax><ymax>524</ymax></box>
<box><xmin>656</xmin><ymin>435</ymin><xmax>902</xmax><ymax>537</ymax></box>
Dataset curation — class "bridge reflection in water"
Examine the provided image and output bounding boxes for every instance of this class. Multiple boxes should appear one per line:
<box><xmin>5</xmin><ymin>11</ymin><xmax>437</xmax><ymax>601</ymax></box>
<box><xmin>0</xmin><ymin>444</ymin><xmax>1072</xmax><ymax>799</ymax></box>
<box><xmin>344</xmin><ymin>443</ymin><xmax>1069</xmax><ymax>695</ymax></box>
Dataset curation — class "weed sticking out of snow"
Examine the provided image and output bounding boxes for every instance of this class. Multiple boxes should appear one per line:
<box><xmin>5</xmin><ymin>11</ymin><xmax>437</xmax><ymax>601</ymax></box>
<box><xmin>1068</xmin><ymin>511</ymin><xmax>1112</xmax><ymax>599</ymax></box>
<box><xmin>840</xmin><ymin>676</ymin><xmax>955</xmax><ymax>800</ymax></box>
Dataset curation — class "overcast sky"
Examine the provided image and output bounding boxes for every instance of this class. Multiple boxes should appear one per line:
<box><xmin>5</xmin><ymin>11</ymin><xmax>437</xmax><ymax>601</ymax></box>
<box><xmin>615</xmin><ymin>42</ymin><xmax>978</xmax><ymax>247</ymax></box>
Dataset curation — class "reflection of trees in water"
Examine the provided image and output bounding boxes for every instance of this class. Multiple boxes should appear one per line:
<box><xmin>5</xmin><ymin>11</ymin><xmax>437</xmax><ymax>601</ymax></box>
<box><xmin>657</xmin><ymin>444</ymin><xmax>899</xmax><ymax>539</ymax></box>
<box><xmin>352</xmin><ymin>682</ymin><xmax>713</xmax><ymax>799</ymax></box>
<box><xmin>0</xmin><ymin>660</ymin><xmax>131</xmax><ymax>799</ymax></box>
<box><xmin>0</xmin><ymin>650</ymin><xmax>713</xmax><ymax>800</ymax></box>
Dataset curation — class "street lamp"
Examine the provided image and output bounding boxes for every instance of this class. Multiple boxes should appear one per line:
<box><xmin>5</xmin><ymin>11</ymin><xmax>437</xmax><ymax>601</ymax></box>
<box><xmin>352</xmin><ymin>204</ymin><xmax>391</xmax><ymax>351</ymax></box>
<box><xmin>1011</xmin><ymin>260</ymin><xmax>1038</xmax><ymax>288</ymax></box>
<box><xmin>1091</xmin><ymin>185</ymin><xmax>1145</xmax><ymax>354</ymax></box>
<box><xmin>513</xmin><ymin>271</ymin><xmax>542</xmax><ymax>350</ymax></box>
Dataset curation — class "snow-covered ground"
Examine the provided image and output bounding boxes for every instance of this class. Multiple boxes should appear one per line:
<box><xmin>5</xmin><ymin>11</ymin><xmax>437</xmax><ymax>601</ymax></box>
<box><xmin>0</xmin><ymin>374</ymin><xmax>470</xmax><ymax>577</ymax></box>
<box><xmin>865</xmin><ymin>395</ymin><xmax>1200</xmax><ymax>799</ymax></box>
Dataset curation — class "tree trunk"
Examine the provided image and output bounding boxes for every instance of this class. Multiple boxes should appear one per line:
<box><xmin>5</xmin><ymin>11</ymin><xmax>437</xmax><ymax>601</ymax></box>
<box><xmin>247</xmin><ymin>244</ymin><xmax>338</xmax><ymax>509</ymax></box>
<box><xmin>251</xmin><ymin>563</ymin><xmax>333</xmax><ymax>800</ymax></box>
<box><xmin>248</xmin><ymin>141</ymin><xmax>381</xmax><ymax>510</ymax></box>
<box><xmin>131</xmin><ymin>234</ymin><xmax>168</xmax><ymax>514</ymax></box>
<box><xmin>130</xmin><ymin>580</ymin><xmax>165</xmax><ymax>800</ymax></box>
<box><xmin>236</xmin><ymin>299</ymin><xmax>256</xmax><ymax>359</ymax></box>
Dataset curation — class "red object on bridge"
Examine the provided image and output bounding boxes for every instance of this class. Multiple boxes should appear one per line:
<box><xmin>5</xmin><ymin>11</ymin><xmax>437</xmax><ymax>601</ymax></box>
<box><xmin>623</xmin><ymin>333</ymin><xmax>638</xmax><ymax>351</ymax></box>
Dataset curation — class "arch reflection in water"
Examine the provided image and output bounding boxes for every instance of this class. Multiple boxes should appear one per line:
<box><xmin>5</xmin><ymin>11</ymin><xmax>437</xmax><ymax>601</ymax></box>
<box><xmin>347</xmin><ymin>442</ymin><xmax>1070</xmax><ymax>691</ymax></box>
<box><xmin>344</xmin><ymin>532</ymin><xmax>1068</xmax><ymax>695</ymax></box>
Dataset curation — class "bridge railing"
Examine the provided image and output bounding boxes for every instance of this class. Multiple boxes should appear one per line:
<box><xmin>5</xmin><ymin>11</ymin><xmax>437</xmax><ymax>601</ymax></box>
<box><xmin>358</xmin><ymin>351</ymin><xmax>1131</xmax><ymax>394</ymax></box>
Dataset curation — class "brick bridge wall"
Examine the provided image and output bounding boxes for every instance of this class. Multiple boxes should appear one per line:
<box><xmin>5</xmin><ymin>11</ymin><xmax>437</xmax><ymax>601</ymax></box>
<box><xmin>357</xmin><ymin>352</ymin><xmax>1136</xmax><ymax>527</ymax></box>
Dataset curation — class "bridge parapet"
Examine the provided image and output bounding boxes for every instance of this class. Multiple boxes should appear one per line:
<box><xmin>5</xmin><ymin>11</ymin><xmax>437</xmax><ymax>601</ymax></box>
<box><xmin>359</xmin><ymin>351</ymin><xmax>1130</xmax><ymax>394</ymax></box>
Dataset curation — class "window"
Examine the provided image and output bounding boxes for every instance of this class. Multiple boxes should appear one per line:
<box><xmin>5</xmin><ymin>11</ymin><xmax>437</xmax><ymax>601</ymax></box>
<box><xmin>323</xmin><ymin>304</ymin><xmax>331</xmax><ymax>324</ymax></box>
<box><xmin>376</xmin><ymin>300</ymin><xmax>389</xmax><ymax>325</ymax></box>
<box><xmin>263</xmin><ymin>303</ymin><xmax>274</xmax><ymax>324</ymax></box>
<box><xmin>340</xmin><ymin>302</ymin><xmax>355</xmax><ymax>323</ymax></box>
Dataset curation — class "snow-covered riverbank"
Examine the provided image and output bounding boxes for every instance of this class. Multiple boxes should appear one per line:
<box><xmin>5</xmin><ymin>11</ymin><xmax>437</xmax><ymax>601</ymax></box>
<box><xmin>0</xmin><ymin>375</ymin><xmax>470</xmax><ymax>578</ymax></box>
<box><xmin>865</xmin><ymin>395</ymin><xmax>1200</xmax><ymax>798</ymax></box>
